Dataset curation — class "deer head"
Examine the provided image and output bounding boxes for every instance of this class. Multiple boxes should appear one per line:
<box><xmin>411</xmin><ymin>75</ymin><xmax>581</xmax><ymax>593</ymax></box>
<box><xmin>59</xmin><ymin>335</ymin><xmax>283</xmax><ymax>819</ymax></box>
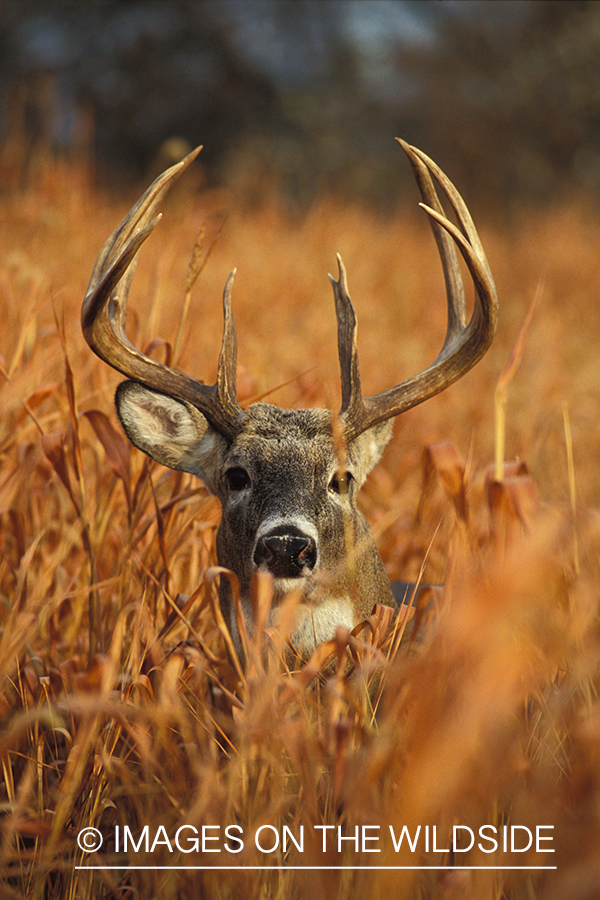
<box><xmin>81</xmin><ymin>141</ymin><xmax>498</xmax><ymax>657</ymax></box>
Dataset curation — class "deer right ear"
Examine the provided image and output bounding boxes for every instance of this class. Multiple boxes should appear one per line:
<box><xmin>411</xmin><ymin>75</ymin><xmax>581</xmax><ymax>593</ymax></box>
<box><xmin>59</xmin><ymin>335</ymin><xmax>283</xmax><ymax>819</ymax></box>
<box><xmin>115</xmin><ymin>381</ymin><xmax>228</xmax><ymax>492</ymax></box>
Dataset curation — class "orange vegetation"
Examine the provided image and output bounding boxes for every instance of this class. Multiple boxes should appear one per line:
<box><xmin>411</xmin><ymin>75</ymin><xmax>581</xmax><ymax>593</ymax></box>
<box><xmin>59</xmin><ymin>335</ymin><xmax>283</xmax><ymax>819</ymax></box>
<box><xmin>1</xmin><ymin>147</ymin><xmax>600</xmax><ymax>898</ymax></box>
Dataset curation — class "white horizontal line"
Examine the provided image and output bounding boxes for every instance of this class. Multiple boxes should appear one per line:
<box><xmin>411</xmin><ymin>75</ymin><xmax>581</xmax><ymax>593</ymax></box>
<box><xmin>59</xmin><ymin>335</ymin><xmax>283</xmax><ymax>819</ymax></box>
<box><xmin>76</xmin><ymin>865</ymin><xmax>557</xmax><ymax>871</ymax></box>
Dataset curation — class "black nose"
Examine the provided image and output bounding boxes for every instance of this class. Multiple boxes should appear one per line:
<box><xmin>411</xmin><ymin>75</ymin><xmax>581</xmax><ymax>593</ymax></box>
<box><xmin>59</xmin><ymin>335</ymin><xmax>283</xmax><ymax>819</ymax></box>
<box><xmin>253</xmin><ymin>528</ymin><xmax>317</xmax><ymax>578</ymax></box>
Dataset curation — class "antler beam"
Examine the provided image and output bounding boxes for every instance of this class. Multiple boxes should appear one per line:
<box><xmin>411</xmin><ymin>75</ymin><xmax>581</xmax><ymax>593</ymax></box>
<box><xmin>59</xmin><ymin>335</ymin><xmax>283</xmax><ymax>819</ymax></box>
<box><xmin>332</xmin><ymin>139</ymin><xmax>498</xmax><ymax>442</ymax></box>
<box><xmin>81</xmin><ymin>146</ymin><xmax>245</xmax><ymax>440</ymax></box>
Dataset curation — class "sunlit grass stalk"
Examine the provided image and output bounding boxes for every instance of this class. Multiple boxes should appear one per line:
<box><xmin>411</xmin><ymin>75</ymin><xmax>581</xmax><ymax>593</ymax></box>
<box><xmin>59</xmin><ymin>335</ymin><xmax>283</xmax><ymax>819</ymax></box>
<box><xmin>494</xmin><ymin>282</ymin><xmax>542</xmax><ymax>480</ymax></box>
<box><xmin>173</xmin><ymin>220</ymin><xmax>224</xmax><ymax>363</ymax></box>
<box><xmin>563</xmin><ymin>401</ymin><xmax>579</xmax><ymax>575</ymax></box>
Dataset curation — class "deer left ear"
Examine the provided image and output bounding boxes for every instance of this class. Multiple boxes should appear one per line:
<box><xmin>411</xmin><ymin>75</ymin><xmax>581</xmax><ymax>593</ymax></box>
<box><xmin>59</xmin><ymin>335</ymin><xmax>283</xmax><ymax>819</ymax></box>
<box><xmin>347</xmin><ymin>419</ymin><xmax>393</xmax><ymax>486</ymax></box>
<box><xmin>115</xmin><ymin>381</ymin><xmax>229</xmax><ymax>491</ymax></box>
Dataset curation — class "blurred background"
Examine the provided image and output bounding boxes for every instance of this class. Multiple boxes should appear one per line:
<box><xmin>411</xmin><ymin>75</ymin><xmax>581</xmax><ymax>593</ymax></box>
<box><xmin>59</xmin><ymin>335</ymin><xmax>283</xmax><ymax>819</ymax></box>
<box><xmin>1</xmin><ymin>0</ymin><xmax>599</xmax><ymax>213</ymax></box>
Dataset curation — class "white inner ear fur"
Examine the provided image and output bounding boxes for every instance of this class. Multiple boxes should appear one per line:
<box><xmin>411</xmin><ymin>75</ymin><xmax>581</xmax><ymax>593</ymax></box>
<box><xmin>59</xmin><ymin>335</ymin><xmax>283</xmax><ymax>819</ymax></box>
<box><xmin>347</xmin><ymin>419</ymin><xmax>393</xmax><ymax>486</ymax></box>
<box><xmin>116</xmin><ymin>382</ymin><xmax>227</xmax><ymax>490</ymax></box>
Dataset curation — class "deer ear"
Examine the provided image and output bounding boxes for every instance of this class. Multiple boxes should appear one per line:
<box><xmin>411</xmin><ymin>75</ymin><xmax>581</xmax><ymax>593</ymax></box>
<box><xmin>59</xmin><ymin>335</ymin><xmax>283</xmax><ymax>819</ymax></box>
<box><xmin>115</xmin><ymin>381</ymin><xmax>228</xmax><ymax>491</ymax></box>
<box><xmin>347</xmin><ymin>419</ymin><xmax>393</xmax><ymax>486</ymax></box>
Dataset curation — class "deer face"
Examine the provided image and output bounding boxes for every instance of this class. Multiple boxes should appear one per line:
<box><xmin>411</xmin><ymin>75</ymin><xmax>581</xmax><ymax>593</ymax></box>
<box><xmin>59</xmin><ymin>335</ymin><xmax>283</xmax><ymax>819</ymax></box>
<box><xmin>117</xmin><ymin>384</ymin><xmax>394</xmax><ymax>651</ymax></box>
<box><xmin>82</xmin><ymin>140</ymin><xmax>497</xmax><ymax>658</ymax></box>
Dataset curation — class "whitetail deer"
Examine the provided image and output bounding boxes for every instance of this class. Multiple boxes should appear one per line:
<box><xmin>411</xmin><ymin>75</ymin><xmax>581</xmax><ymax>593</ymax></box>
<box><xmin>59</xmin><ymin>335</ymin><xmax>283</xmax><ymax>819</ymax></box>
<box><xmin>82</xmin><ymin>141</ymin><xmax>498</xmax><ymax>658</ymax></box>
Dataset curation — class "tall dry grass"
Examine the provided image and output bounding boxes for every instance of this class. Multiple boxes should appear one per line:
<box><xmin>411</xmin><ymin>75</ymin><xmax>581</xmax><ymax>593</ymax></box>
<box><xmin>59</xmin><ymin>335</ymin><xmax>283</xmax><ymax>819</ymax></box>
<box><xmin>1</xmin><ymin>145</ymin><xmax>600</xmax><ymax>899</ymax></box>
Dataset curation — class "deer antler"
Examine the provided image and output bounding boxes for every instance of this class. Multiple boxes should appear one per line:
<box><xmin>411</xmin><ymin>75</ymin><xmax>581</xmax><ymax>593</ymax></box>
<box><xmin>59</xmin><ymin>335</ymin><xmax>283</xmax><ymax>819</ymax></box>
<box><xmin>81</xmin><ymin>146</ymin><xmax>245</xmax><ymax>440</ymax></box>
<box><xmin>332</xmin><ymin>139</ymin><xmax>498</xmax><ymax>442</ymax></box>
<box><xmin>83</xmin><ymin>141</ymin><xmax>497</xmax><ymax>446</ymax></box>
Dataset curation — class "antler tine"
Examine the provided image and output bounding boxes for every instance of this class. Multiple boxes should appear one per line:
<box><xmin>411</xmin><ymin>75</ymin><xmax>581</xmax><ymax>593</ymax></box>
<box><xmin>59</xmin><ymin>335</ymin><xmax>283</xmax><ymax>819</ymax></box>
<box><xmin>81</xmin><ymin>146</ymin><xmax>245</xmax><ymax>440</ymax></box>
<box><xmin>398</xmin><ymin>139</ymin><xmax>467</xmax><ymax>337</ymax></box>
<box><xmin>329</xmin><ymin>254</ymin><xmax>362</xmax><ymax>423</ymax></box>
<box><xmin>337</xmin><ymin>140</ymin><xmax>498</xmax><ymax>442</ymax></box>
<box><xmin>407</xmin><ymin>142</ymin><xmax>494</xmax><ymax>288</ymax></box>
<box><xmin>218</xmin><ymin>269</ymin><xmax>240</xmax><ymax>414</ymax></box>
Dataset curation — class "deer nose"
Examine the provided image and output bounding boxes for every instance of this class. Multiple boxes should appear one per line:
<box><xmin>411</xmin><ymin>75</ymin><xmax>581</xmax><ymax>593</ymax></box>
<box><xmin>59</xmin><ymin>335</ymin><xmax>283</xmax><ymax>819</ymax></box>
<box><xmin>253</xmin><ymin>530</ymin><xmax>317</xmax><ymax>579</ymax></box>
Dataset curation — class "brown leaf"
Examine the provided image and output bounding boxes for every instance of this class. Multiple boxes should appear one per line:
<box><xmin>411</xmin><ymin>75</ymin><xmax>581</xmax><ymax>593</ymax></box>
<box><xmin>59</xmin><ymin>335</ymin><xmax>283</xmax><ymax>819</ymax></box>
<box><xmin>41</xmin><ymin>432</ymin><xmax>80</xmax><ymax>514</ymax></box>
<box><xmin>83</xmin><ymin>409</ymin><xmax>131</xmax><ymax>509</ymax></box>
<box><xmin>15</xmin><ymin>383</ymin><xmax>60</xmax><ymax>425</ymax></box>
<box><xmin>0</xmin><ymin>508</ymin><xmax>26</xmax><ymax>563</ymax></box>
<box><xmin>487</xmin><ymin>474</ymin><xmax>540</xmax><ymax>541</ymax></box>
<box><xmin>422</xmin><ymin>440</ymin><xmax>468</xmax><ymax>523</ymax></box>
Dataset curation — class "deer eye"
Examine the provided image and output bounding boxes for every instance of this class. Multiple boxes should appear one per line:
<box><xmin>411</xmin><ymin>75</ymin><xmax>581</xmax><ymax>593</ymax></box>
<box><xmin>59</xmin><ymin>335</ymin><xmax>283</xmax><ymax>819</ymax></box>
<box><xmin>225</xmin><ymin>466</ymin><xmax>251</xmax><ymax>491</ymax></box>
<box><xmin>329</xmin><ymin>471</ymin><xmax>354</xmax><ymax>495</ymax></box>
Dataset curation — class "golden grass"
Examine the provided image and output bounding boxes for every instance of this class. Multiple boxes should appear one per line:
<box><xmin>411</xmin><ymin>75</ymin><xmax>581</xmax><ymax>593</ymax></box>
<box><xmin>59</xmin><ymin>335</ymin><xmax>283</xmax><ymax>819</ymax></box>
<box><xmin>1</xmin><ymin>147</ymin><xmax>600</xmax><ymax>898</ymax></box>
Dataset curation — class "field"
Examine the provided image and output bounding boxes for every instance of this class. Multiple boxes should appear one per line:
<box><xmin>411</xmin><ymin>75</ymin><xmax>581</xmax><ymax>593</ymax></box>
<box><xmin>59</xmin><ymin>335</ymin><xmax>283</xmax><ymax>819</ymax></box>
<box><xmin>1</xmin><ymin>143</ymin><xmax>600</xmax><ymax>899</ymax></box>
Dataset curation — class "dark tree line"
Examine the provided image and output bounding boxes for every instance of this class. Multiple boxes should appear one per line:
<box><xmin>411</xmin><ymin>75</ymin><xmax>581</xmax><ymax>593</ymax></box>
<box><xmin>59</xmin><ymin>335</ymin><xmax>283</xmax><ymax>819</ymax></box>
<box><xmin>0</xmin><ymin>0</ymin><xmax>598</xmax><ymax>210</ymax></box>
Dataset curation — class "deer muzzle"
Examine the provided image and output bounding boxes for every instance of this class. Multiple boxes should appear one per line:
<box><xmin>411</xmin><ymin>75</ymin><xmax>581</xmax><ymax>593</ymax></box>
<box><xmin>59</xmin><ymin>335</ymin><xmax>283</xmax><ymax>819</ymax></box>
<box><xmin>253</xmin><ymin>526</ymin><xmax>318</xmax><ymax>579</ymax></box>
